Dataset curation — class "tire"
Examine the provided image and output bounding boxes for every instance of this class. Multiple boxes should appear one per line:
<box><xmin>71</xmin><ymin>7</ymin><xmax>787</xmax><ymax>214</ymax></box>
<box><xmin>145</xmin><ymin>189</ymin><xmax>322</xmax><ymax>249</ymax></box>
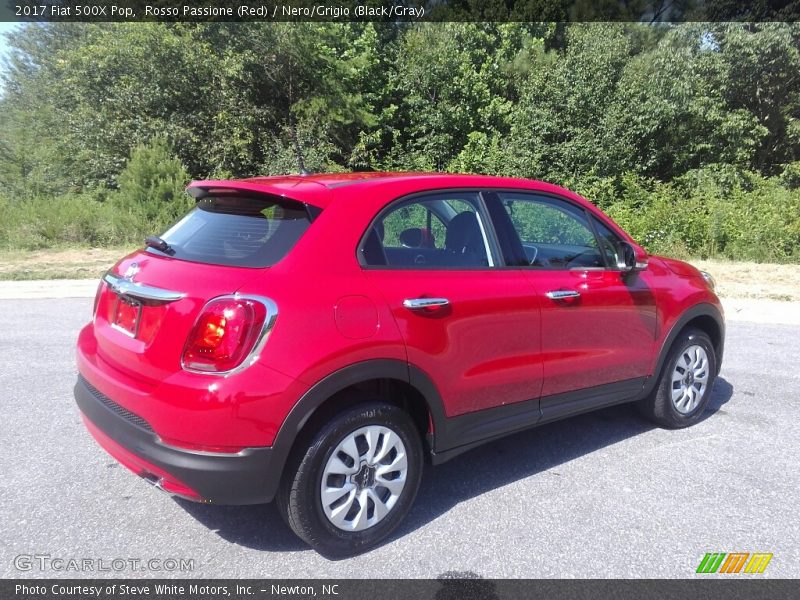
<box><xmin>638</xmin><ymin>327</ymin><xmax>717</xmax><ymax>428</ymax></box>
<box><xmin>277</xmin><ymin>401</ymin><xmax>423</xmax><ymax>559</ymax></box>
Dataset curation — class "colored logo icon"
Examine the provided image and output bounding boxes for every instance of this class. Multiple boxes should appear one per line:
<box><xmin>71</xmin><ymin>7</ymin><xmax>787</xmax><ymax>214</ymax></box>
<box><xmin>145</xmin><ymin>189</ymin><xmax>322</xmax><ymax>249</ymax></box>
<box><xmin>696</xmin><ymin>552</ymin><xmax>773</xmax><ymax>574</ymax></box>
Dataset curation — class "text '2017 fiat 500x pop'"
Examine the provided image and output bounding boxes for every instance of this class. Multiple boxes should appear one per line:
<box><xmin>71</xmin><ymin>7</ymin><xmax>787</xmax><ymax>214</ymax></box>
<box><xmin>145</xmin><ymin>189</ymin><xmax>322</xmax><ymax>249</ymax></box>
<box><xmin>74</xmin><ymin>172</ymin><xmax>724</xmax><ymax>558</ymax></box>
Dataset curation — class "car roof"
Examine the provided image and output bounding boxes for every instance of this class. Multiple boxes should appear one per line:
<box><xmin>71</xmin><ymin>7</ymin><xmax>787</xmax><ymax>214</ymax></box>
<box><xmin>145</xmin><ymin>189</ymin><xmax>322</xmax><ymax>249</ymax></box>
<box><xmin>186</xmin><ymin>172</ymin><xmax>578</xmax><ymax>209</ymax></box>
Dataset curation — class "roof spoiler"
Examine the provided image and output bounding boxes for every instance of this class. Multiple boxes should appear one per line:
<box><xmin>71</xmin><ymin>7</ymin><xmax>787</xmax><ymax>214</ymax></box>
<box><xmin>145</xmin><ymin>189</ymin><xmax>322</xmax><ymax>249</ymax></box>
<box><xmin>186</xmin><ymin>182</ymin><xmax>322</xmax><ymax>220</ymax></box>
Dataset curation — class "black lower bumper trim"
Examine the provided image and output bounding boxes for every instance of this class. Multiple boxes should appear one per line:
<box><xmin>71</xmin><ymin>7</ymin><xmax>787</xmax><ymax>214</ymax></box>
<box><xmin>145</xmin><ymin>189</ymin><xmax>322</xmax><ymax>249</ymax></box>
<box><xmin>74</xmin><ymin>376</ymin><xmax>279</xmax><ymax>505</ymax></box>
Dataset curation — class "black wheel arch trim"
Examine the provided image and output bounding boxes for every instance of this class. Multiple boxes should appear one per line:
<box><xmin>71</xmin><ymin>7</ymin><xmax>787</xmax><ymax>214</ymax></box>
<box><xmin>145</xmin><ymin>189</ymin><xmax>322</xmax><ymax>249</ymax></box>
<box><xmin>269</xmin><ymin>360</ymin><xmax>449</xmax><ymax>486</ymax></box>
<box><xmin>644</xmin><ymin>302</ymin><xmax>725</xmax><ymax>397</ymax></box>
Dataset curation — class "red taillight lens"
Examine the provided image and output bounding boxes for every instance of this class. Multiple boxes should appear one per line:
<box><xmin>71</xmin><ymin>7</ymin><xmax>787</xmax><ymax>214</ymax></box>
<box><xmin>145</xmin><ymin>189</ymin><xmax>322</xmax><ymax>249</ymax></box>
<box><xmin>92</xmin><ymin>281</ymin><xmax>104</xmax><ymax>317</ymax></box>
<box><xmin>181</xmin><ymin>297</ymin><xmax>268</xmax><ymax>373</ymax></box>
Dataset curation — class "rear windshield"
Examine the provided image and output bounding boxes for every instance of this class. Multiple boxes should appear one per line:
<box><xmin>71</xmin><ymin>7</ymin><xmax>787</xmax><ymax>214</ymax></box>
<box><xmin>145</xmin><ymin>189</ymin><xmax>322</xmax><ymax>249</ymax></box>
<box><xmin>151</xmin><ymin>194</ymin><xmax>312</xmax><ymax>267</ymax></box>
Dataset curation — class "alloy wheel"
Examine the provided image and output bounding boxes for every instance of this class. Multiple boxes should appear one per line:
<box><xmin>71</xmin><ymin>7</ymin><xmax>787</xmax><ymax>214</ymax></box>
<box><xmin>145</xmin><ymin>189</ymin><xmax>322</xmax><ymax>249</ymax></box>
<box><xmin>320</xmin><ymin>425</ymin><xmax>408</xmax><ymax>531</ymax></box>
<box><xmin>670</xmin><ymin>344</ymin><xmax>710</xmax><ymax>414</ymax></box>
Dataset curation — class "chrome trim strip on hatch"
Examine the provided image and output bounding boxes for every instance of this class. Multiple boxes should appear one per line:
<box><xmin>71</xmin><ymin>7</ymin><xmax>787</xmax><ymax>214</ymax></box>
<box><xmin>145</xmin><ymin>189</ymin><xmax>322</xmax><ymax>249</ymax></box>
<box><xmin>103</xmin><ymin>272</ymin><xmax>186</xmax><ymax>303</ymax></box>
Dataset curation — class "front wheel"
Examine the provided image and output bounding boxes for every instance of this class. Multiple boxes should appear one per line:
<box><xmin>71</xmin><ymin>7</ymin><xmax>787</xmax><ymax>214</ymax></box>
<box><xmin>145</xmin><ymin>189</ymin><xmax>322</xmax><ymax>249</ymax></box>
<box><xmin>277</xmin><ymin>401</ymin><xmax>423</xmax><ymax>558</ymax></box>
<box><xmin>639</xmin><ymin>327</ymin><xmax>717</xmax><ymax>428</ymax></box>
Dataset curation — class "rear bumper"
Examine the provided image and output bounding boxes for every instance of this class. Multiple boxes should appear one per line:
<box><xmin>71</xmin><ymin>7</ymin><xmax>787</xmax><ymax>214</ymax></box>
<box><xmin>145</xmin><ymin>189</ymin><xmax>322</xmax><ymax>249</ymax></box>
<box><xmin>74</xmin><ymin>376</ymin><xmax>280</xmax><ymax>505</ymax></box>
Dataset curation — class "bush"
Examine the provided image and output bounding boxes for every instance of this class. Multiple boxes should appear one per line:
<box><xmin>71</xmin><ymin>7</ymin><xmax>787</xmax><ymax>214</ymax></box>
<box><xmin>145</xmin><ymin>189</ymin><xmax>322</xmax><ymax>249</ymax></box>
<box><xmin>0</xmin><ymin>192</ymin><xmax>119</xmax><ymax>250</ymax></box>
<box><xmin>781</xmin><ymin>161</ymin><xmax>800</xmax><ymax>189</ymax></box>
<box><xmin>113</xmin><ymin>137</ymin><xmax>193</xmax><ymax>227</ymax></box>
<box><xmin>1</xmin><ymin>162</ymin><xmax>797</xmax><ymax>264</ymax></box>
<box><xmin>599</xmin><ymin>168</ymin><xmax>800</xmax><ymax>262</ymax></box>
<box><xmin>0</xmin><ymin>139</ymin><xmax>194</xmax><ymax>251</ymax></box>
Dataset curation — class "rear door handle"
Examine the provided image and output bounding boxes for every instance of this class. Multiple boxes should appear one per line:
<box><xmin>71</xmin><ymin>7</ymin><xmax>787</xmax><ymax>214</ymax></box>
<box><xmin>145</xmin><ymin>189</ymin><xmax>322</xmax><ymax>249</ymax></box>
<box><xmin>403</xmin><ymin>298</ymin><xmax>450</xmax><ymax>310</ymax></box>
<box><xmin>545</xmin><ymin>290</ymin><xmax>581</xmax><ymax>300</ymax></box>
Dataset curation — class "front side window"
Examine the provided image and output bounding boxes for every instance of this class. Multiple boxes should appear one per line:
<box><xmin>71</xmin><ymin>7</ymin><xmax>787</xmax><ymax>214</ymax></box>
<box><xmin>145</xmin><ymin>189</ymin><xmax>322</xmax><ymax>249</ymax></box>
<box><xmin>592</xmin><ymin>216</ymin><xmax>624</xmax><ymax>268</ymax></box>
<box><xmin>360</xmin><ymin>193</ymin><xmax>494</xmax><ymax>268</ymax></box>
<box><xmin>497</xmin><ymin>192</ymin><xmax>604</xmax><ymax>269</ymax></box>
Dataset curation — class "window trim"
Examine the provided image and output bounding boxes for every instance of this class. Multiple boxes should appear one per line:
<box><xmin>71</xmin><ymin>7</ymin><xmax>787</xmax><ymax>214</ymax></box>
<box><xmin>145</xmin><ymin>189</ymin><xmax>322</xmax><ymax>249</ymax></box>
<box><xmin>357</xmin><ymin>189</ymin><xmax>501</xmax><ymax>271</ymax></box>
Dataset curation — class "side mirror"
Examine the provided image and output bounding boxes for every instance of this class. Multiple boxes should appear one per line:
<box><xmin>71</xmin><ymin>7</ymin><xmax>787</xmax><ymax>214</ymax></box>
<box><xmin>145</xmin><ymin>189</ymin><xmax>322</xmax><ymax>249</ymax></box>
<box><xmin>617</xmin><ymin>241</ymin><xmax>648</xmax><ymax>273</ymax></box>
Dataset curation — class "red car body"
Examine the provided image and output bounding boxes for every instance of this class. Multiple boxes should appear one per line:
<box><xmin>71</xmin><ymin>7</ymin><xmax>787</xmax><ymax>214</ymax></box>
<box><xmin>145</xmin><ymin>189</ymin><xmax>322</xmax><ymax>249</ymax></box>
<box><xmin>75</xmin><ymin>172</ymin><xmax>724</xmax><ymax>506</ymax></box>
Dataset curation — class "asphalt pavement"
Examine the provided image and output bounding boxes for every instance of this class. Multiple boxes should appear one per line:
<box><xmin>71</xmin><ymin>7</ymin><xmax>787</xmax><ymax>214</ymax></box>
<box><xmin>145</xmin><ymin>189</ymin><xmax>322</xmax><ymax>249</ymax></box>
<box><xmin>1</xmin><ymin>297</ymin><xmax>798</xmax><ymax>578</ymax></box>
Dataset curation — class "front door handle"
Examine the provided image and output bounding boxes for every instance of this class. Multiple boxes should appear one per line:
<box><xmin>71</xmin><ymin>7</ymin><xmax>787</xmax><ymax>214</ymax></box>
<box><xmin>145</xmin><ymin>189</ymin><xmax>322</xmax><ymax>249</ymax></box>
<box><xmin>545</xmin><ymin>290</ymin><xmax>581</xmax><ymax>300</ymax></box>
<box><xmin>403</xmin><ymin>298</ymin><xmax>450</xmax><ymax>310</ymax></box>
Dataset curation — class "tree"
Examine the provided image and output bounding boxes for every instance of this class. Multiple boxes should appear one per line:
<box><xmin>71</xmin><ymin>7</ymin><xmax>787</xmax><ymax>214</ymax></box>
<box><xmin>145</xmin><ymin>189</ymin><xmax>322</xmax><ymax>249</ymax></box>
<box><xmin>115</xmin><ymin>137</ymin><xmax>191</xmax><ymax>224</ymax></box>
<box><xmin>508</xmin><ymin>23</ymin><xmax>632</xmax><ymax>182</ymax></box>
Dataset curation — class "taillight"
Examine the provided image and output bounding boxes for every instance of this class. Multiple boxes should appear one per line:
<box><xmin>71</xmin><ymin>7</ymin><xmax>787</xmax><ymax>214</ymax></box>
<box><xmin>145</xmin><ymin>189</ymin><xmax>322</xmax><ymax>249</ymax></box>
<box><xmin>92</xmin><ymin>280</ymin><xmax>104</xmax><ymax>318</ymax></box>
<box><xmin>181</xmin><ymin>296</ymin><xmax>271</xmax><ymax>373</ymax></box>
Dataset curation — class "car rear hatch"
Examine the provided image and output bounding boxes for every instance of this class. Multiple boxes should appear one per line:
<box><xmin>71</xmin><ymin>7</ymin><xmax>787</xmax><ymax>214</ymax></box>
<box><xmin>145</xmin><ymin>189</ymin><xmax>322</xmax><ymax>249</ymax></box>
<box><xmin>93</xmin><ymin>186</ymin><xmax>316</xmax><ymax>384</ymax></box>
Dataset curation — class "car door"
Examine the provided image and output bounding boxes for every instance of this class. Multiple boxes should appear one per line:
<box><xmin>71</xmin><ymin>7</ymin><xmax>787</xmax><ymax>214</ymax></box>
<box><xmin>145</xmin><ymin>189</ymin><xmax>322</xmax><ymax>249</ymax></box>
<box><xmin>360</xmin><ymin>191</ymin><xmax>543</xmax><ymax>419</ymax></box>
<box><xmin>485</xmin><ymin>191</ymin><xmax>657</xmax><ymax>420</ymax></box>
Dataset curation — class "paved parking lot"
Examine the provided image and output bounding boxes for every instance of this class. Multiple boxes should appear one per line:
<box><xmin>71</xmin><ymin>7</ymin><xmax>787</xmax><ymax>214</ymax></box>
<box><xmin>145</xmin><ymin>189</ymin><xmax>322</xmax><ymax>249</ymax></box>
<box><xmin>1</xmin><ymin>297</ymin><xmax>798</xmax><ymax>578</ymax></box>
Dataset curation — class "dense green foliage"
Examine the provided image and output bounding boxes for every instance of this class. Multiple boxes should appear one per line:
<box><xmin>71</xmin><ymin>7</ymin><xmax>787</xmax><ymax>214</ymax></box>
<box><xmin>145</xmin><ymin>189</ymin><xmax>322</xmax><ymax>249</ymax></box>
<box><xmin>114</xmin><ymin>137</ymin><xmax>193</xmax><ymax>224</ymax></box>
<box><xmin>1</xmin><ymin>22</ymin><xmax>799</xmax><ymax>260</ymax></box>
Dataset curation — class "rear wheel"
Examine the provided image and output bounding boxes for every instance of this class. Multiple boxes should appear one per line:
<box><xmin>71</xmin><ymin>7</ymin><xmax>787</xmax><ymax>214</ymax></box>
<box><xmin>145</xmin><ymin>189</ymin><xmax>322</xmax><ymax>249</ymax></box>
<box><xmin>277</xmin><ymin>401</ymin><xmax>423</xmax><ymax>558</ymax></box>
<box><xmin>639</xmin><ymin>328</ymin><xmax>717</xmax><ymax>428</ymax></box>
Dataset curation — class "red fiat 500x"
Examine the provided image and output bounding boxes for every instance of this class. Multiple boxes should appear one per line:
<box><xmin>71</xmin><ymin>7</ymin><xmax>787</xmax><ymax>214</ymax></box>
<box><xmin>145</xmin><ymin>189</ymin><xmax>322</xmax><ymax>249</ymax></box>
<box><xmin>75</xmin><ymin>172</ymin><xmax>724</xmax><ymax>557</ymax></box>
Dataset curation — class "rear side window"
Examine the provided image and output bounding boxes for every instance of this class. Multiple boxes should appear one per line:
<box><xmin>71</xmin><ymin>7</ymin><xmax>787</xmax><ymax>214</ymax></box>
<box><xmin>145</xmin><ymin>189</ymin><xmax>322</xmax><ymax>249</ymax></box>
<box><xmin>360</xmin><ymin>193</ymin><xmax>494</xmax><ymax>268</ymax></box>
<box><xmin>153</xmin><ymin>195</ymin><xmax>312</xmax><ymax>267</ymax></box>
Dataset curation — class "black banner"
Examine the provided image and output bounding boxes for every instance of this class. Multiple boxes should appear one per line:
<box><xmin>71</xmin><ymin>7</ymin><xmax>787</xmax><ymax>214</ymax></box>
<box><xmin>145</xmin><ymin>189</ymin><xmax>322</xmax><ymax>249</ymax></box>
<box><xmin>1</xmin><ymin>0</ymin><xmax>799</xmax><ymax>23</ymax></box>
<box><xmin>3</xmin><ymin>579</ymin><xmax>800</xmax><ymax>600</ymax></box>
